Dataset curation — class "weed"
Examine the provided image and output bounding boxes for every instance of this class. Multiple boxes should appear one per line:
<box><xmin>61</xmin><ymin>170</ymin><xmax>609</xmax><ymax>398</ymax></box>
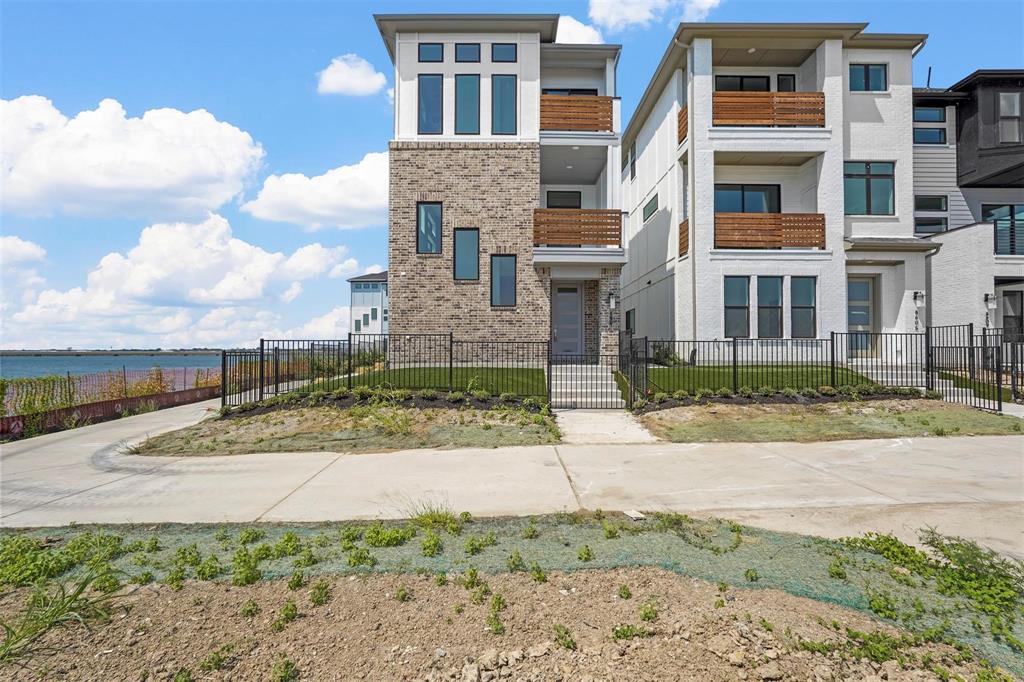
<box><xmin>506</xmin><ymin>549</ymin><xmax>526</xmax><ymax>572</ymax></box>
<box><xmin>717</xmin><ymin>582</ymin><xmax>728</xmax><ymax>593</ymax></box>
<box><xmin>287</xmin><ymin>571</ymin><xmax>306</xmax><ymax>591</ymax></box>
<box><xmin>339</xmin><ymin>526</ymin><xmax>363</xmax><ymax>544</ymax></box>
<box><xmin>238</xmin><ymin>528</ymin><xmax>265</xmax><ymax>545</ymax></box>
<box><xmin>759</xmin><ymin>618</ymin><xmax>774</xmax><ymax>632</ymax></box>
<box><xmin>164</xmin><ymin>566</ymin><xmax>185</xmax><ymax>591</ymax></box>
<box><xmin>174</xmin><ymin>544</ymin><xmax>201</xmax><ymax>567</ymax></box>
<box><xmin>408</xmin><ymin>502</ymin><xmax>464</xmax><ymax>535</ymax></box>
<box><xmin>522</xmin><ymin>521</ymin><xmax>540</xmax><ymax>539</ymax></box>
<box><xmin>460</xmin><ymin>567</ymin><xmax>484</xmax><ymax>589</ymax></box>
<box><xmin>618</xmin><ymin>584</ymin><xmax>632</xmax><ymax>600</ymax></box>
<box><xmin>172</xmin><ymin>669</ymin><xmax>193</xmax><ymax>682</ymax></box>
<box><xmin>529</xmin><ymin>562</ymin><xmax>547</xmax><ymax>584</ymax></box>
<box><xmin>199</xmin><ymin>643</ymin><xmax>234</xmax><ymax>672</ymax></box>
<box><xmin>744</xmin><ymin>568</ymin><xmax>759</xmax><ymax>582</ymax></box>
<box><xmin>435</xmin><ymin>573</ymin><xmax>448</xmax><ymax>586</ymax></box>
<box><xmin>470</xmin><ymin>585</ymin><xmax>491</xmax><ymax>605</ymax></box>
<box><xmin>346</xmin><ymin>547</ymin><xmax>377</xmax><ymax>568</ymax></box>
<box><xmin>196</xmin><ymin>555</ymin><xmax>223</xmax><ymax>581</ymax></box>
<box><xmin>553</xmin><ymin>623</ymin><xmax>577</xmax><ymax>650</ymax></box>
<box><xmin>828</xmin><ymin>558</ymin><xmax>848</xmax><ymax>580</ymax></box>
<box><xmin>421</xmin><ymin>531</ymin><xmax>443</xmax><ymax>557</ymax></box>
<box><xmin>611</xmin><ymin>623</ymin><xmax>651</xmax><ymax>640</ymax></box>
<box><xmin>273</xmin><ymin>532</ymin><xmax>302</xmax><ymax>558</ymax></box>
<box><xmin>602</xmin><ymin>522</ymin><xmax>620</xmax><ymax>539</ymax></box>
<box><xmin>577</xmin><ymin>545</ymin><xmax>594</xmax><ymax>562</ymax></box>
<box><xmin>639</xmin><ymin>599</ymin><xmax>658</xmax><ymax>622</ymax></box>
<box><xmin>270</xmin><ymin>655</ymin><xmax>299</xmax><ymax>682</ymax></box>
<box><xmin>293</xmin><ymin>547</ymin><xmax>317</xmax><ymax>568</ymax></box>
<box><xmin>271</xmin><ymin>600</ymin><xmax>298</xmax><ymax>631</ymax></box>
<box><xmin>486</xmin><ymin>611</ymin><xmax>505</xmax><ymax>635</ymax></box>
<box><xmin>464</xmin><ymin>531</ymin><xmax>498</xmax><ymax>556</ymax></box>
<box><xmin>231</xmin><ymin>547</ymin><xmax>261</xmax><ymax>586</ymax></box>
<box><xmin>309</xmin><ymin>579</ymin><xmax>331</xmax><ymax>606</ymax></box>
<box><xmin>364</xmin><ymin>522</ymin><xmax>416</xmax><ymax>548</ymax></box>
<box><xmin>714</xmin><ymin>598</ymin><xmax>725</xmax><ymax>608</ymax></box>
<box><xmin>240</xmin><ymin>600</ymin><xmax>261</xmax><ymax>618</ymax></box>
<box><xmin>395</xmin><ymin>586</ymin><xmax>412</xmax><ymax>602</ymax></box>
<box><xmin>453</xmin><ymin>603</ymin><xmax>464</xmax><ymax>615</ymax></box>
<box><xmin>131</xmin><ymin>571</ymin><xmax>154</xmax><ymax>586</ymax></box>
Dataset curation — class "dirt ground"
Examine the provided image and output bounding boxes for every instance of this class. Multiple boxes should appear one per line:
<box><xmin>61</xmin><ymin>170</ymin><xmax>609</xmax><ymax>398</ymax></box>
<box><xmin>0</xmin><ymin>567</ymin><xmax>992</xmax><ymax>682</ymax></box>
<box><xmin>135</xmin><ymin>405</ymin><xmax>560</xmax><ymax>456</ymax></box>
<box><xmin>640</xmin><ymin>399</ymin><xmax>1022</xmax><ymax>443</ymax></box>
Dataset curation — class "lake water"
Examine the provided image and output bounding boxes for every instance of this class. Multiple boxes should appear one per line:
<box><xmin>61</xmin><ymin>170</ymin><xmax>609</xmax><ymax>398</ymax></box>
<box><xmin>0</xmin><ymin>353</ymin><xmax>222</xmax><ymax>379</ymax></box>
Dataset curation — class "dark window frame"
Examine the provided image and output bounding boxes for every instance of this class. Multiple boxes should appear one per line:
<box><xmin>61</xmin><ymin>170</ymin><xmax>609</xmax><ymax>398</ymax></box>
<box><xmin>418</xmin><ymin>43</ymin><xmax>443</xmax><ymax>63</ymax></box>
<box><xmin>454</xmin><ymin>43</ymin><xmax>480</xmax><ymax>63</ymax></box>
<box><xmin>417</xmin><ymin>73</ymin><xmax>443</xmax><ymax>135</ymax></box>
<box><xmin>416</xmin><ymin>201</ymin><xmax>443</xmax><ymax>254</ymax></box>
<box><xmin>713</xmin><ymin>183</ymin><xmax>781</xmax><ymax>213</ymax></box>
<box><xmin>546</xmin><ymin>191</ymin><xmax>582</xmax><ymax>209</ymax></box>
<box><xmin>371</xmin><ymin>307</ymin><xmax>378</xmax><ymax>321</ymax></box>
<box><xmin>1003</xmin><ymin>291</ymin><xmax>1023</xmax><ymax>335</ymax></box>
<box><xmin>777</xmin><ymin>74</ymin><xmax>796</xmax><ymax>92</ymax></box>
<box><xmin>363</xmin><ymin>313</ymin><xmax>370</xmax><ymax>325</ymax></box>
<box><xmin>453</xmin><ymin>228</ymin><xmax>480</xmax><ymax>281</ymax></box>
<box><xmin>724</xmin><ymin>276</ymin><xmax>750</xmax><ymax>339</ymax></box>
<box><xmin>849</xmin><ymin>63</ymin><xmax>888</xmax><ymax>92</ymax></box>
<box><xmin>491</xmin><ymin>43</ymin><xmax>517</xmax><ymax>63</ymax></box>
<box><xmin>629</xmin><ymin>144</ymin><xmax>636</xmax><ymax>180</ymax></box>
<box><xmin>997</xmin><ymin>91</ymin><xmax>1022</xmax><ymax>144</ymax></box>
<box><xmin>490</xmin><ymin>254</ymin><xmax>517</xmax><ymax>307</ymax></box>
<box><xmin>454</xmin><ymin>73</ymin><xmax>481</xmax><ymax>135</ymax></box>
<box><xmin>757</xmin><ymin>276</ymin><xmax>783</xmax><ymax>339</ymax></box>
<box><xmin>491</xmin><ymin>74</ymin><xmax>517</xmax><ymax>135</ymax></box>
<box><xmin>914</xmin><ymin>195</ymin><xmax>947</xmax><ymax>212</ymax></box>
<box><xmin>790</xmin><ymin>276</ymin><xmax>817</xmax><ymax>339</ymax></box>
<box><xmin>913</xmin><ymin>106</ymin><xmax>946</xmax><ymax>122</ymax></box>
<box><xmin>354</xmin><ymin>319</ymin><xmax>361</xmax><ymax>332</ymax></box>
<box><xmin>914</xmin><ymin>217</ymin><xmax>948</xmax><ymax>234</ymax></box>
<box><xmin>643</xmin><ymin>194</ymin><xmax>659</xmax><ymax>222</ymax></box>
<box><xmin>913</xmin><ymin>127</ymin><xmax>947</xmax><ymax>144</ymax></box>
<box><xmin>844</xmin><ymin>162</ymin><xmax>895</xmax><ymax>216</ymax></box>
<box><xmin>541</xmin><ymin>87</ymin><xmax>599</xmax><ymax>96</ymax></box>
<box><xmin>714</xmin><ymin>75</ymin><xmax>770</xmax><ymax>92</ymax></box>
<box><xmin>983</xmin><ymin>204</ymin><xmax>1024</xmax><ymax>225</ymax></box>
<box><xmin>625</xmin><ymin>309</ymin><xmax>636</xmax><ymax>334</ymax></box>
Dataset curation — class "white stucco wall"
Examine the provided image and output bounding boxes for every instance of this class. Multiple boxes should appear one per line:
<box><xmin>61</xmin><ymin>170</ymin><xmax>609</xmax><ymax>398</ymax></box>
<box><xmin>539</xmin><ymin>66</ymin><xmax>606</xmax><ymax>95</ymax></box>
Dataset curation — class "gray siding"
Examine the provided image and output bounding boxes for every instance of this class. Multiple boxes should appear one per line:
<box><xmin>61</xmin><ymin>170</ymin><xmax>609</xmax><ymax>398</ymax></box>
<box><xmin>912</xmin><ymin>145</ymin><xmax>974</xmax><ymax>228</ymax></box>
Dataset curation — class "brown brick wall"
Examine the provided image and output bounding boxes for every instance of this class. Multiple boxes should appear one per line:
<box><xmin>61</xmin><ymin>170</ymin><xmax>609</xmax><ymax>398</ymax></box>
<box><xmin>388</xmin><ymin>141</ymin><xmax>550</xmax><ymax>342</ymax></box>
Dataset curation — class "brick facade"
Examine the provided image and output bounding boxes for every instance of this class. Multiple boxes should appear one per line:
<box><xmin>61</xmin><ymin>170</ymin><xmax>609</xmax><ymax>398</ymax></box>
<box><xmin>388</xmin><ymin>141</ymin><xmax>550</xmax><ymax>342</ymax></box>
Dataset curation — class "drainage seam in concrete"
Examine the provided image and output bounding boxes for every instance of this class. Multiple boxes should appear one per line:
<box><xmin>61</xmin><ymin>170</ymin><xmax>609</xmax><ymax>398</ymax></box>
<box><xmin>254</xmin><ymin>455</ymin><xmax>342</xmax><ymax>521</ymax></box>
<box><xmin>553</xmin><ymin>446</ymin><xmax>584</xmax><ymax>510</ymax></box>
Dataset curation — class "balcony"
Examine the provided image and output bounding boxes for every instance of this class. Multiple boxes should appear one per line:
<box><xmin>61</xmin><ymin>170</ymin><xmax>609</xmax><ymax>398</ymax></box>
<box><xmin>714</xmin><ymin>213</ymin><xmax>825</xmax><ymax>249</ymax></box>
<box><xmin>677</xmin><ymin>104</ymin><xmax>688</xmax><ymax>145</ymax></box>
<box><xmin>712</xmin><ymin>92</ymin><xmax>825</xmax><ymax>128</ymax></box>
<box><xmin>994</xmin><ymin>220</ymin><xmax>1023</xmax><ymax>255</ymax></box>
<box><xmin>540</xmin><ymin>94</ymin><xmax>614</xmax><ymax>133</ymax></box>
<box><xmin>534</xmin><ymin>209</ymin><xmax>622</xmax><ymax>246</ymax></box>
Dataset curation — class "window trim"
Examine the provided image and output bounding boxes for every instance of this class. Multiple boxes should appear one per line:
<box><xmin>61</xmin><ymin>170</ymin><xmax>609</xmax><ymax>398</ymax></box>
<box><xmin>453</xmin><ymin>228</ymin><xmax>480</xmax><ymax>281</ymax></box>
<box><xmin>454</xmin><ymin>73</ymin><xmax>481</xmax><ymax>135</ymax></box>
<box><xmin>416</xmin><ymin>201</ymin><xmax>443</xmax><ymax>254</ymax></box>
<box><xmin>914</xmin><ymin>217</ymin><xmax>948</xmax><ymax>234</ymax></box>
<box><xmin>777</xmin><ymin>74</ymin><xmax>797</xmax><ymax>92</ymax></box>
<box><xmin>490</xmin><ymin>254</ymin><xmax>517</xmax><ymax>307</ymax></box>
<box><xmin>844</xmin><ymin>161</ymin><xmax>895</xmax><ymax>216</ymax></box>
<box><xmin>849</xmin><ymin>63</ymin><xmax>888</xmax><ymax>92</ymax></box>
<box><xmin>541</xmin><ymin>87</ymin><xmax>599</xmax><ymax>96</ymax></box>
<box><xmin>713</xmin><ymin>183</ymin><xmax>781</xmax><ymax>214</ymax></box>
<box><xmin>417</xmin><ymin>43</ymin><xmax>443</xmax><ymax>63</ymax></box>
<box><xmin>913</xmin><ymin>106</ymin><xmax>946</xmax><ymax>122</ymax></box>
<box><xmin>724</xmin><ymin>276</ymin><xmax>750</xmax><ymax>339</ymax></box>
<box><xmin>757</xmin><ymin>276</ymin><xmax>783</xmax><ymax>339</ymax></box>
<box><xmin>997</xmin><ymin>91</ymin><xmax>1022</xmax><ymax>144</ymax></box>
<box><xmin>914</xmin><ymin>195</ymin><xmax>947</xmax><ymax>212</ymax></box>
<box><xmin>417</xmin><ymin>73</ymin><xmax>443</xmax><ymax>136</ymax></box>
<box><xmin>491</xmin><ymin>74</ymin><xmax>517</xmax><ymax>135</ymax></box>
<box><xmin>913</xmin><ymin>127</ymin><xmax>947</xmax><ymax>145</ymax></box>
<box><xmin>491</xmin><ymin>43</ymin><xmax>517</xmax><ymax>63</ymax></box>
<box><xmin>790</xmin><ymin>276</ymin><xmax>817</xmax><ymax>339</ymax></box>
<box><xmin>642</xmin><ymin>194</ymin><xmax>659</xmax><ymax>222</ymax></box>
<box><xmin>629</xmin><ymin>144</ymin><xmax>636</xmax><ymax>181</ymax></box>
<box><xmin>454</xmin><ymin>43</ymin><xmax>480</xmax><ymax>63</ymax></box>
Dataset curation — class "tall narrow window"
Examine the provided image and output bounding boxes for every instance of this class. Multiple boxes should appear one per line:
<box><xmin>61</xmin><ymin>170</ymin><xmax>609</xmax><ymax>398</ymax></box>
<box><xmin>363</xmin><ymin>313</ymin><xmax>369</xmax><ymax>325</ymax></box>
<box><xmin>455</xmin><ymin>74</ymin><xmax>480</xmax><ymax>134</ymax></box>
<box><xmin>1003</xmin><ymin>291</ymin><xmax>1023</xmax><ymax>335</ymax></box>
<box><xmin>757</xmin><ymin>276</ymin><xmax>783</xmax><ymax>338</ymax></box>
<box><xmin>724</xmin><ymin>276</ymin><xmax>749</xmax><ymax>338</ymax></box>
<box><xmin>417</xmin><ymin>202</ymin><xmax>442</xmax><ymax>254</ymax></box>
<box><xmin>491</xmin><ymin>43</ymin><xmax>517</xmax><ymax>63</ymax></box>
<box><xmin>492</xmin><ymin>75</ymin><xmax>517</xmax><ymax>135</ymax></box>
<box><xmin>491</xmin><ymin>255</ymin><xmax>516</xmax><ymax>306</ymax></box>
<box><xmin>418</xmin><ymin>43</ymin><xmax>443</xmax><ymax>62</ymax></box>
<box><xmin>354</xmin><ymin>319</ymin><xmax>361</xmax><ymax>332</ymax></box>
<box><xmin>777</xmin><ymin>74</ymin><xmax>796</xmax><ymax>92</ymax></box>
<box><xmin>791</xmin><ymin>277</ymin><xmax>816</xmax><ymax>338</ymax></box>
<box><xmin>629</xmin><ymin>144</ymin><xmax>636</xmax><ymax>180</ymax></box>
<box><xmin>849</xmin><ymin>64</ymin><xmax>887</xmax><ymax>92</ymax></box>
<box><xmin>998</xmin><ymin>92</ymin><xmax>1022</xmax><ymax>143</ymax></box>
<box><xmin>625</xmin><ymin>309</ymin><xmax>635</xmax><ymax>334</ymax></box>
<box><xmin>455</xmin><ymin>43</ymin><xmax>480</xmax><ymax>62</ymax></box>
<box><xmin>643</xmin><ymin>195</ymin><xmax>659</xmax><ymax>222</ymax></box>
<box><xmin>844</xmin><ymin>162</ymin><xmax>894</xmax><ymax>215</ymax></box>
<box><xmin>417</xmin><ymin>74</ymin><xmax>442</xmax><ymax>135</ymax></box>
<box><xmin>453</xmin><ymin>228</ymin><xmax>479</xmax><ymax>280</ymax></box>
<box><xmin>371</xmin><ymin>308</ymin><xmax>378</xmax><ymax>320</ymax></box>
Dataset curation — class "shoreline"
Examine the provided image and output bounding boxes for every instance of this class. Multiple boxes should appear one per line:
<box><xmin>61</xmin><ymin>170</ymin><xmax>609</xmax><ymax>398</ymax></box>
<box><xmin>0</xmin><ymin>350</ymin><xmax>221</xmax><ymax>357</ymax></box>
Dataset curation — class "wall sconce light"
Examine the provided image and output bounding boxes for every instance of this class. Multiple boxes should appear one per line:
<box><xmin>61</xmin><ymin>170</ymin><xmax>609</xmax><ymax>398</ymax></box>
<box><xmin>608</xmin><ymin>293</ymin><xmax>617</xmax><ymax>310</ymax></box>
<box><xmin>913</xmin><ymin>291</ymin><xmax>926</xmax><ymax>308</ymax></box>
<box><xmin>984</xmin><ymin>293</ymin><xmax>998</xmax><ymax>310</ymax></box>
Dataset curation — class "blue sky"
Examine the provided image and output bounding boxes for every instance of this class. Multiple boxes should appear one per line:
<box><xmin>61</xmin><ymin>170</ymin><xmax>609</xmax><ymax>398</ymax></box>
<box><xmin>2</xmin><ymin>0</ymin><xmax>1021</xmax><ymax>349</ymax></box>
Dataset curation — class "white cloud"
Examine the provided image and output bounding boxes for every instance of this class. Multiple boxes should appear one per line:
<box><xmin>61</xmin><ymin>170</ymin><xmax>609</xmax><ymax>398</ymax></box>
<box><xmin>0</xmin><ymin>236</ymin><xmax>46</xmax><ymax>264</ymax></box>
<box><xmin>588</xmin><ymin>0</ymin><xmax>721</xmax><ymax>31</ymax></box>
<box><xmin>241</xmin><ymin>151</ymin><xmax>388</xmax><ymax>230</ymax></box>
<box><xmin>279</xmin><ymin>282</ymin><xmax>303</xmax><ymax>303</ymax></box>
<box><xmin>317</xmin><ymin>54</ymin><xmax>388</xmax><ymax>96</ymax></box>
<box><xmin>329</xmin><ymin>258</ymin><xmax>359</xmax><ymax>279</ymax></box>
<box><xmin>1</xmin><ymin>96</ymin><xmax>264</xmax><ymax>218</ymax></box>
<box><xmin>361</xmin><ymin>264</ymin><xmax>385</xmax><ymax>276</ymax></box>
<box><xmin>557</xmin><ymin>16</ymin><xmax>605</xmax><ymax>44</ymax></box>
<box><xmin>285</xmin><ymin>306</ymin><xmax>351</xmax><ymax>339</ymax></box>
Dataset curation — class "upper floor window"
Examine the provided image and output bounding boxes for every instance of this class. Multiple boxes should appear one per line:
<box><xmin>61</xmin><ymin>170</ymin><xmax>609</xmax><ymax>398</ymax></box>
<box><xmin>491</xmin><ymin>43</ymin><xmax>517</xmax><ymax>63</ymax></box>
<box><xmin>629</xmin><ymin>144</ymin><xmax>636</xmax><ymax>180</ymax></box>
<box><xmin>643</xmin><ymin>195</ymin><xmax>659</xmax><ymax>222</ymax></box>
<box><xmin>915</xmin><ymin>195</ymin><xmax>947</xmax><ymax>212</ymax></box>
<box><xmin>455</xmin><ymin>43</ymin><xmax>480</xmax><ymax>62</ymax></box>
<box><xmin>418</xmin><ymin>43</ymin><xmax>443</xmax><ymax>63</ymax></box>
<box><xmin>491</xmin><ymin>255</ymin><xmax>516</xmax><ymax>307</ymax></box>
<box><xmin>715</xmin><ymin>75</ymin><xmax>769</xmax><ymax>92</ymax></box>
<box><xmin>455</xmin><ymin>74</ymin><xmax>480</xmax><ymax>135</ymax></box>
<box><xmin>844</xmin><ymin>162</ymin><xmax>894</xmax><ymax>215</ymax></box>
<box><xmin>714</xmin><ymin>184</ymin><xmax>780</xmax><ymax>213</ymax></box>
<box><xmin>777</xmin><ymin>74</ymin><xmax>796</xmax><ymax>92</ymax></box>
<box><xmin>914</xmin><ymin>217</ymin><xmax>947</xmax><ymax>234</ymax></box>
<box><xmin>914</xmin><ymin>106</ymin><xmax>945</xmax><ymax>122</ymax></box>
<box><xmin>417</xmin><ymin>74</ymin><xmax>442</xmax><ymax>135</ymax></box>
<box><xmin>998</xmin><ymin>92</ymin><xmax>1022</xmax><ymax>143</ymax></box>
<box><xmin>547</xmin><ymin>191</ymin><xmax>581</xmax><ymax>209</ymax></box>
<box><xmin>371</xmin><ymin>308</ymin><xmax>378</xmax><ymax>320</ymax></box>
<box><xmin>913</xmin><ymin>128</ymin><xmax>946</xmax><ymax>144</ymax></box>
<box><xmin>625</xmin><ymin>309</ymin><xmax>635</xmax><ymax>334</ymax></box>
<box><xmin>492</xmin><ymin>74</ymin><xmax>517</xmax><ymax>135</ymax></box>
<box><xmin>417</xmin><ymin>202</ymin><xmax>442</xmax><ymax>254</ymax></box>
<box><xmin>453</xmin><ymin>228</ymin><xmax>479</xmax><ymax>280</ymax></box>
<box><xmin>849</xmin><ymin>64</ymin><xmax>887</xmax><ymax>92</ymax></box>
<box><xmin>354</xmin><ymin>319</ymin><xmax>361</xmax><ymax>332</ymax></box>
<box><xmin>542</xmin><ymin>88</ymin><xmax>599</xmax><ymax>96</ymax></box>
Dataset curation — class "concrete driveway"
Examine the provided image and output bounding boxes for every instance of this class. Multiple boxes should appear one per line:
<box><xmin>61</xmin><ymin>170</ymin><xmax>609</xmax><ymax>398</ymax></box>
<box><xmin>1</xmin><ymin>401</ymin><xmax>1022</xmax><ymax>557</ymax></box>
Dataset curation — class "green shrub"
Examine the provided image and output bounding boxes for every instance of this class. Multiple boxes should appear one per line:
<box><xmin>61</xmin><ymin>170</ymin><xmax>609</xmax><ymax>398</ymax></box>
<box><xmin>287</xmin><ymin>570</ymin><xmax>305</xmax><ymax>591</ymax></box>
<box><xmin>270</xmin><ymin>655</ymin><xmax>299</xmax><ymax>682</ymax></box>
<box><xmin>639</xmin><ymin>599</ymin><xmax>658</xmax><ymax>622</ymax></box>
<box><xmin>195</xmin><ymin>555</ymin><xmax>223</xmax><ymax>581</ymax></box>
<box><xmin>716</xmin><ymin>387</ymin><xmax>733</xmax><ymax>398</ymax></box>
<box><xmin>631</xmin><ymin>398</ymin><xmax>648</xmax><ymax>411</ymax></box>
<box><xmin>417</xmin><ymin>389</ymin><xmax>438</xmax><ymax>400</ymax></box>
<box><xmin>612</xmin><ymin>624</ymin><xmax>650</xmax><ymax>640</ymax></box>
<box><xmin>240</xmin><ymin>599</ymin><xmax>261</xmax><ymax>617</ymax></box>
<box><xmin>529</xmin><ymin>562</ymin><xmax>547</xmax><ymax>583</ymax></box>
<box><xmin>464</xmin><ymin>531</ymin><xmax>498</xmax><ymax>556</ymax></box>
<box><xmin>577</xmin><ymin>545</ymin><xmax>594</xmax><ymax>562</ymax></box>
<box><xmin>737</xmin><ymin>386</ymin><xmax>754</xmax><ymax>398</ymax></box>
<box><xmin>231</xmin><ymin>548</ymin><xmax>261</xmax><ymax>586</ymax></box>
<box><xmin>364</xmin><ymin>522</ymin><xmax>416</xmax><ymax>548</ymax></box>
<box><xmin>818</xmin><ymin>385</ymin><xmax>838</xmax><ymax>396</ymax></box>
<box><xmin>498</xmin><ymin>392</ymin><xmax>516</xmax><ymax>403</ymax></box>
<box><xmin>346</xmin><ymin>547</ymin><xmax>376</xmax><ymax>568</ymax></box>
<box><xmin>446</xmin><ymin>391</ymin><xmax>465</xmax><ymax>403</ymax></box>
<box><xmin>652</xmin><ymin>392</ymin><xmax>668</xmax><ymax>404</ymax></box>
<box><xmin>238</xmin><ymin>528</ymin><xmax>265</xmax><ymax>545</ymax></box>
<box><xmin>781</xmin><ymin>387</ymin><xmax>799</xmax><ymax>399</ymax></box>
<box><xmin>470</xmin><ymin>390</ymin><xmax>491</xmax><ymax>401</ymax></box>
<box><xmin>672</xmin><ymin>389</ymin><xmax>689</xmax><ymax>401</ymax></box>
<box><xmin>421</xmin><ymin>531</ymin><xmax>443</xmax><ymax>557</ymax></box>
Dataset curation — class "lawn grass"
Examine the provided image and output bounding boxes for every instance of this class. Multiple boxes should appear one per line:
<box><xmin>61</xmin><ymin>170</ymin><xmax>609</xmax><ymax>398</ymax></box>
<box><xmin>648</xmin><ymin>365</ymin><xmax>870</xmax><ymax>393</ymax></box>
<box><xmin>938</xmin><ymin>371</ymin><xmax>1014</xmax><ymax>403</ymax></box>
<box><xmin>348</xmin><ymin>367</ymin><xmax>547</xmax><ymax>397</ymax></box>
<box><xmin>641</xmin><ymin>400</ymin><xmax>1023</xmax><ymax>443</ymax></box>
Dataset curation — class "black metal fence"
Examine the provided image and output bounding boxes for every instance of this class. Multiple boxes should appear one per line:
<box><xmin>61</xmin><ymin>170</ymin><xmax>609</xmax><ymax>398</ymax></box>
<box><xmin>222</xmin><ymin>325</ymin><xmax>1017</xmax><ymax>411</ymax></box>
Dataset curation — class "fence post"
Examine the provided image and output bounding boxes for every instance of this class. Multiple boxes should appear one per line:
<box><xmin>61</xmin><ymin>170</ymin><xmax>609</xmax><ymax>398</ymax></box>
<box><xmin>967</xmin><ymin>323</ymin><xmax>976</xmax><ymax>380</ymax></box>
<box><xmin>829</xmin><ymin>332</ymin><xmax>837</xmax><ymax>388</ymax></box>
<box><xmin>220</xmin><ymin>351</ymin><xmax>227</xmax><ymax>407</ymax></box>
<box><xmin>122</xmin><ymin>365</ymin><xmax>128</xmax><ymax>398</ymax></box>
<box><xmin>347</xmin><ymin>333</ymin><xmax>353</xmax><ymax>390</ymax></box>
<box><xmin>996</xmin><ymin>344</ymin><xmax>1004</xmax><ymax>412</ymax></box>
<box><xmin>546</xmin><ymin>338</ymin><xmax>553</xmax><ymax>404</ymax></box>
<box><xmin>924</xmin><ymin>326</ymin><xmax>934</xmax><ymax>391</ymax></box>
<box><xmin>257</xmin><ymin>339</ymin><xmax>265</xmax><ymax>402</ymax></box>
<box><xmin>731</xmin><ymin>337</ymin><xmax>739</xmax><ymax>393</ymax></box>
<box><xmin>449</xmin><ymin>332</ymin><xmax>454</xmax><ymax>392</ymax></box>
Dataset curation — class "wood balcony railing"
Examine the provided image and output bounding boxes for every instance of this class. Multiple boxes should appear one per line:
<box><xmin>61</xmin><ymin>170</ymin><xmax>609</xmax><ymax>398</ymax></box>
<box><xmin>713</xmin><ymin>91</ymin><xmax>826</xmax><ymax>127</ymax></box>
<box><xmin>714</xmin><ymin>213</ymin><xmax>826</xmax><ymax>249</ymax></box>
<box><xmin>677</xmin><ymin>104</ymin><xmax>688</xmax><ymax>145</ymax></box>
<box><xmin>540</xmin><ymin>94</ymin><xmax>614</xmax><ymax>132</ymax></box>
<box><xmin>678</xmin><ymin>219</ymin><xmax>689</xmax><ymax>256</ymax></box>
<box><xmin>534</xmin><ymin>209</ymin><xmax>622</xmax><ymax>247</ymax></box>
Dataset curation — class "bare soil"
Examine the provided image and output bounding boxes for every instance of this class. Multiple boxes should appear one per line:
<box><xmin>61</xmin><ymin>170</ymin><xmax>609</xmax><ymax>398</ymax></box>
<box><xmin>0</xmin><ymin>568</ymin><xmax>991</xmax><ymax>682</ymax></box>
<box><xmin>641</xmin><ymin>399</ymin><xmax>1023</xmax><ymax>443</ymax></box>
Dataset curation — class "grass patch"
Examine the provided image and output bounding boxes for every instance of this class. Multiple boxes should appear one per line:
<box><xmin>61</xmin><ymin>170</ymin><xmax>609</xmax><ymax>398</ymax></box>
<box><xmin>648</xmin><ymin>365</ymin><xmax>869</xmax><ymax>393</ymax></box>
<box><xmin>350</xmin><ymin>367</ymin><xmax>546</xmax><ymax>397</ymax></box>
<box><xmin>641</xmin><ymin>400</ymin><xmax>1022</xmax><ymax>443</ymax></box>
<box><xmin>938</xmin><ymin>371</ymin><xmax>1013</xmax><ymax>403</ymax></box>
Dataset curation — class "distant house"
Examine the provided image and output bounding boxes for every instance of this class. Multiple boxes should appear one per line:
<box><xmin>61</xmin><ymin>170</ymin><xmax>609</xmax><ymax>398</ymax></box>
<box><xmin>348</xmin><ymin>271</ymin><xmax>389</xmax><ymax>334</ymax></box>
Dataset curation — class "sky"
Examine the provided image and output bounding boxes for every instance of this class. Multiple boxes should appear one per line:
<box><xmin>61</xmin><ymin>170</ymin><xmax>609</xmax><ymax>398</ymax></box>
<box><xmin>2</xmin><ymin>0</ymin><xmax>1022</xmax><ymax>350</ymax></box>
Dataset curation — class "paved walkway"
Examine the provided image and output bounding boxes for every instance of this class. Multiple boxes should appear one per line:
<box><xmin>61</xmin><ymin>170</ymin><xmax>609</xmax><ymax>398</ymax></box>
<box><xmin>2</xmin><ymin>401</ymin><xmax>1021</xmax><ymax>556</ymax></box>
<box><xmin>554</xmin><ymin>409</ymin><xmax>658</xmax><ymax>444</ymax></box>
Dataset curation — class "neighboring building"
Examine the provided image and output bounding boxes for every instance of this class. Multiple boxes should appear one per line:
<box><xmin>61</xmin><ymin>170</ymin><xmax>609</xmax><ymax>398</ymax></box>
<box><xmin>913</xmin><ymin>71</ymin><xmax>1024</xmax><ymax>332</ymax></box>
<box><xmin>375</xmin><ymin>14</ymin><xmax>625</xmax><ymax>355</ymax></box>
<box><xmin>348</xmin><ymin>271</ymin><xmax>389</xmax><ymax>334</ymax></box>
<box><xmin>620</xmin><ymin>22</ymin><xmax>936</xmax><ymax>346</ymax></box>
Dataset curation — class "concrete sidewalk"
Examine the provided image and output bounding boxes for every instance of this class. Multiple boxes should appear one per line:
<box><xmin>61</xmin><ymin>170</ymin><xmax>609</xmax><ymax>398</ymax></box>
<box><xmin>2</xmin><ymin>402</ymin><xmax>1021</xmax><ymax>555</ymax></box>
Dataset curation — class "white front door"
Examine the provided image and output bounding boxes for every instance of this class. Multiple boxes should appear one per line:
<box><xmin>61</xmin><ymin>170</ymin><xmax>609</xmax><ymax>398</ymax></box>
<box><xmin>553</xmin><ymin>285</ymin><xmax>583</xmax><ymax>355</ymax></box>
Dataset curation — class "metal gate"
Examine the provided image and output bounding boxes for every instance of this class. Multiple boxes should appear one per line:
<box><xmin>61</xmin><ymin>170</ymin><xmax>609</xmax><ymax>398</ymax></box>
<box><xmin>549</xmin><ymin>354</ymin><xmax>628</xmax><ymax>409</ymax></box>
